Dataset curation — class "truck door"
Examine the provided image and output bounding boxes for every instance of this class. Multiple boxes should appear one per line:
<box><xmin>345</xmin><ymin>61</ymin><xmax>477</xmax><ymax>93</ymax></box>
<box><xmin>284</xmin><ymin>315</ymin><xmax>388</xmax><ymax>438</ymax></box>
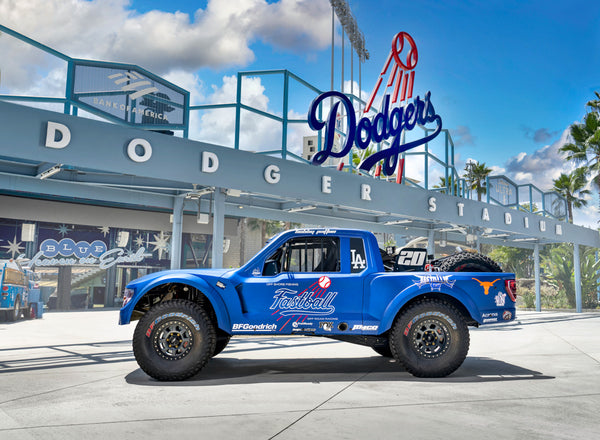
<box><xmin>237</xmin><ymin>235</ymin><xmax>364</xmax><ymax>335</ymax></box>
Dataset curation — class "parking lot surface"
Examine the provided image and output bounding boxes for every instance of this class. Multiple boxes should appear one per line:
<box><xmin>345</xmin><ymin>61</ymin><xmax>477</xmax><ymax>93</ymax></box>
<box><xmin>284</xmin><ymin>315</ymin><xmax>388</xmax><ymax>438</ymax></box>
<box><xmin>1</xmin><ymin>310</ymin><xmax>599</xmax><ymax>439</ymax></box>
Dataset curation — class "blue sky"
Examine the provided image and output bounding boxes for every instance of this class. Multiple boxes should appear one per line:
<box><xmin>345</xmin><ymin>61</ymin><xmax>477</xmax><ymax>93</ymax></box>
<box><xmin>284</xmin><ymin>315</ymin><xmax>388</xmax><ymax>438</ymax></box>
<box><xmin>125</xmin><ymin>0</ymin><xmax>600</xmax><ymax>166</ymax></box>
<box><xmin>2</xmin><ymin>0</ymin><xmax>600</xmax><ymax>224</ymax></box>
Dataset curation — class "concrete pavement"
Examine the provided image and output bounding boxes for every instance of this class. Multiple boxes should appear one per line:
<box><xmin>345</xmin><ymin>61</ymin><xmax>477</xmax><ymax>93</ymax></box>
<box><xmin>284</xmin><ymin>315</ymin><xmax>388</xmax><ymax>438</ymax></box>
<box><xmin>0</xmin><ymin>310</ymin><xmax>599</xmax><ymax>439</ymax></box>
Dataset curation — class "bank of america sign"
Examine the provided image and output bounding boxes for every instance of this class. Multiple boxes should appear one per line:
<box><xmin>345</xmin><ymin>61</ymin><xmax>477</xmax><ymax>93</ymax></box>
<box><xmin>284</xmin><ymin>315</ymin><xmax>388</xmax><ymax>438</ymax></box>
<box><xmin>69</xmin><ymin>60</ymin><xmax>189</xmax><ymax>130</ymax></box>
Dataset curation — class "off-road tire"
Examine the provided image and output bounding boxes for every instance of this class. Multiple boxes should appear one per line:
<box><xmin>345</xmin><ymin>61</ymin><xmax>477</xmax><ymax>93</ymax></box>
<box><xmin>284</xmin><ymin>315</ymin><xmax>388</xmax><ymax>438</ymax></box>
<box><xmin>213</xmin><ymin>329</ymin><xmax>231</xmax><ymax>357</ymax></box>
<box><xmin>435</xmin><ymin>252</ymin><xmax>501</xmax><ymax>273</ymax></box>
<box><xmin>133</xmin><ymin>299</ymin><xmax>216</xmax><ymax>381</ymax></box>
<box><xmin>7</xmin><ymin>296</ymin><xmax>22</xmax><ymax>322</ymax></box>
<box><xmin>390</xmin><ymin>299</ymin><xmax>469</xmax><ymax>377</ymax></box>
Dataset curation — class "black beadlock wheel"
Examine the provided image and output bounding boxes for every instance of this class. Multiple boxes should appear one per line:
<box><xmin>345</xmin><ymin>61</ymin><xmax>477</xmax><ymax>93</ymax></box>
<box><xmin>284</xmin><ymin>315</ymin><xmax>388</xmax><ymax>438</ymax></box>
<box><xmin>435</xmin><ymin>251</ymin><xmax>501</xmax><ymax>273</ymax></box>
<box><xmin>390</xmin><ymin>300</ymin><xmax>469</xmax><ymax>377</ymax></box>
<box><xmin>133</xmin><ymin>299</ymin><xmax>216</xmax><ymax>381</ymax></box>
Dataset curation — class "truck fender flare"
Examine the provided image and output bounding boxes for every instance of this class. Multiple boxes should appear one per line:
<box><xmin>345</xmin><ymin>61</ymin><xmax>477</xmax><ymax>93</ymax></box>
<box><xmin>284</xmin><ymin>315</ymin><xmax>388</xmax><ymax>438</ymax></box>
<box><xmin>126</xmin><ymin>275</ymin><xmax>231</xmax><ymax>330</ymax></box>
<box><xmin>378</xmin><ymin>284</ymin><xmax>480</xmax><ymax>332</ymax></box>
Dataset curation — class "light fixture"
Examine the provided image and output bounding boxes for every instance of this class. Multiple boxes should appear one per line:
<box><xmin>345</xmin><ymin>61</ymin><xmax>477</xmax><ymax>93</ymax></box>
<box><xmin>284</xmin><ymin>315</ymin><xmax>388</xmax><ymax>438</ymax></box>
<box><xmin>287</xmin><ymin>205</ymin><xmax>316</xmax><ymax>213</ymax></box>
<box><xmin>331</xmin><ymin>0</ymin><xmax>369</xmax><ymax>62</ymax></box>
<box><xmin>438</xmin><ymin>226</ymin><xmax>466</xmax><ymax>233</ymax></box>
<box><xmin>116</xmin><ymin>231</ymin><xmax>130</xmax><ymax>247</ymax></box>
<box><xmin>485</xmin><ymin>233</ymin><xmax>510</xmax><ymax>239</ymax></box>
<box><xmin>197</xmin><ymin>213</ymin><xmax>209</xmax><ymax>224</ymax></box>
<box><xmin>513</xmin><ymin>237</ymin><xmax>538</xmax><ymax>242</ymax></box>
<box><xmin>21</xmin><ymin>223</ymin><xmax>36</xmax><ymax>242</ymax></box>
<box><xmin>384</xmin><ymin>219</ymin><xmax>411</xmax><ymax>225</ymax></box>
<box><xmin>226</xmin><ymin>189</ymin><xmax>242</xmax><ymax>197</ymax></box>
<box><xmin>185</xmin><ymin>188</ymin><xmax>214</xmax><ymax>199</ymax></box>
<box><xmin>37</xmin><ymin>164</ymin><xmax>62</xmax><ymax>179</ymax></box>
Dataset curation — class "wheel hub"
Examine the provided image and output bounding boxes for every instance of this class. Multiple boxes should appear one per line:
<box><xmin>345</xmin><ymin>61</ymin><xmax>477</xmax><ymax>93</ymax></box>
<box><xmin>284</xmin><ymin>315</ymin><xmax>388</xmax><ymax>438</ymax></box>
<box><xmin>411</xmin><ymin>319</ymin><xmax>450</xmax><ymax>358</ymax></box>
<box><xmin>154</xmin><ymin>320</ymin><xmax>193</xmax><ymax>360</ymax></box>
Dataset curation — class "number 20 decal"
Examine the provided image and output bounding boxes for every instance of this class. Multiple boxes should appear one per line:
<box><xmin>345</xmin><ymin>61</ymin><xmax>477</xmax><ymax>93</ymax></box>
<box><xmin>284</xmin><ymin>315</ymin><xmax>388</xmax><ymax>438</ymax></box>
<box><xmin>397</xmin><ymin>249</ymin><xmax>426</xmax><ymax>266</ymax></box>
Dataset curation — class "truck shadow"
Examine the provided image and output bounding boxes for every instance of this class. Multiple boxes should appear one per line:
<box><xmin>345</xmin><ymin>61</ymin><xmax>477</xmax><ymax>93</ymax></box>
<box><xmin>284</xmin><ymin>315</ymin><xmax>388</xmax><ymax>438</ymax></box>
<box><xmin>125</xmin><ymin>354</ymin><xmax>553</xmax><ymax>387</ymax></box>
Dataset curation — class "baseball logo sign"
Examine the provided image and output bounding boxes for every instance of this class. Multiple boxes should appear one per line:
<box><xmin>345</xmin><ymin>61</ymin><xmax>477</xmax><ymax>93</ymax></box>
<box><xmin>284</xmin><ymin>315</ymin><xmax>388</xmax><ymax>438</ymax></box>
<box><xmin>318</xmin><ymin>276</ymin><xmax>331</xmax><ymax>289</ymax></box>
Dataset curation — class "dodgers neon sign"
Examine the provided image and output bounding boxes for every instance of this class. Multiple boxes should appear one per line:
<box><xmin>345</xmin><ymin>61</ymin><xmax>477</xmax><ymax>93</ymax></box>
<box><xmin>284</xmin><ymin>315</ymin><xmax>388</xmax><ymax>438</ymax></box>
<box><xmin>307</xmin><ymin>32</ymin><xmax>443</xmax><ymax>176</ymax></box>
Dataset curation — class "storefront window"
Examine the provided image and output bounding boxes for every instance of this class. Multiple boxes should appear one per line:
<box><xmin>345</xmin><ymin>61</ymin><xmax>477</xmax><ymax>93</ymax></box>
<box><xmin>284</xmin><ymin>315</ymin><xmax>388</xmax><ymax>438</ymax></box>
<box><xmin>0</xmin><ymin>218</ymin><xmax>194</xmax><ymax>309</ymax></box>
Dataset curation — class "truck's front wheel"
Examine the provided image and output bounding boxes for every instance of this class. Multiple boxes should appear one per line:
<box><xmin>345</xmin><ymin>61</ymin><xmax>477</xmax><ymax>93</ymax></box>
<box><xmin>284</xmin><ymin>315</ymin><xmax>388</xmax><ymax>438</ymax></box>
<box><xmin>390</xmin><ymin>300</ymin><xmax>469</xmax><ymax>377</ymax></box>
<box><xmin>133</xmin><ymin>300</ymin><xmax>216</xmax><ymax>381</ymax></box>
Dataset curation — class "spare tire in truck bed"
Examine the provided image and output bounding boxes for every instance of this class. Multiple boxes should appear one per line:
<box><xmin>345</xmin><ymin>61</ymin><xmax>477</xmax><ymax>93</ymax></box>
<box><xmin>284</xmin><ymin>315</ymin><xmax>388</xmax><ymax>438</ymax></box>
<box><xmin>435</xmin><ymin>251</ymin><xmax>502</xmax><ymax>272</ymax></box>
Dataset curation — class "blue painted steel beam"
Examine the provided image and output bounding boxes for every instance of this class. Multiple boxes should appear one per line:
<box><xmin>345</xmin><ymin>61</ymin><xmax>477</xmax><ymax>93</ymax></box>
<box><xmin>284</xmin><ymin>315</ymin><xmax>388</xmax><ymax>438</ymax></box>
<box><xmin>0</xmin><ymin>24</ymin><xmax>71</xmax><ymax>61</ymax></box>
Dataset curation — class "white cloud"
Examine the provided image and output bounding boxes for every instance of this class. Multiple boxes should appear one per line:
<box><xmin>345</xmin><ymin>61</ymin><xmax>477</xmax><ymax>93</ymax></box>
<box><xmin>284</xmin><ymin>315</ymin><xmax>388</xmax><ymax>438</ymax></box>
<box><xmin>573</xmin><ymin>204</ymin><xmax>598</xmax><ymax>229</ymax></box>
<box><xmin>514</xmin><ymin>171</ymin><xmax>533</xmax><ymax>182</ymax></box>
<box><xmin>190</xmin><ymin>75</ymin><xmax>282</xmax><ymax>151</ymax></box>
<box><xmin>500</xmin><ymin>126</ymin><xmax>600</xmax><ymax>226</ymax></box>
<box><xmin>504</xmin><ymin>127</ymin><xmax>574</xmax><ymax>190</ymax></box>
<box><xmin>450</xmin><ymin>125</ymin><xmax>476</xmax><ymax>147</ymax></box>
<box><xmin>0</xmin><ymin>0</ymin><xmax>331</xmax><ymax>84</ymax></box>
<box><xmin>163</xmin><ymin>70</ymin><xmax>205</xmax><ymax>105</ymax></box>
<box><xmin>490</xmin><ymin>165</ymin><xmax>506</xmax><ymax>175</ymax></box>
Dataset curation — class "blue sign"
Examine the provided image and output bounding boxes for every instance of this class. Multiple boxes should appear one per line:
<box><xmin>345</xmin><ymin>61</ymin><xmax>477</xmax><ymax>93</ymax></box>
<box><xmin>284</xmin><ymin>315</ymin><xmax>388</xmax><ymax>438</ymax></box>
<box><xmin>307</xmin><ymin>91</ymin><xmax>442</xmax><ymax>176</ymax></box>
<box><xmin>69</xmin><ymin>60</ymin><xmax>189</xmax><ymax>130</ymax></box>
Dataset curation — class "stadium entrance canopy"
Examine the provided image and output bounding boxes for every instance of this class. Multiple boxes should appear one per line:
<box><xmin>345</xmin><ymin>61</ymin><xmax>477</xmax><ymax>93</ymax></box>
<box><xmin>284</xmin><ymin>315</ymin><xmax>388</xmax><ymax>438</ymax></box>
<box><xmin>1</xmin><ymin>24</ymin><xmax>598</xmax><ymax>312</ymax></box>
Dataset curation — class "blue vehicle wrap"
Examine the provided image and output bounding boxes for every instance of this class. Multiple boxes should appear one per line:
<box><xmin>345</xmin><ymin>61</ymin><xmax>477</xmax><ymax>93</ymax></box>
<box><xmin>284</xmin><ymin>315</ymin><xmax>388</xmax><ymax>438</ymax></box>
<box><xmin>120</xmin><ymin>228</ymin><xmax>516</xmax><ymax>380</ymax></box>
<box><xmin>120</xmin><ymin>229</ymin><xmax>516</xmax><ymax>333</ymax></box>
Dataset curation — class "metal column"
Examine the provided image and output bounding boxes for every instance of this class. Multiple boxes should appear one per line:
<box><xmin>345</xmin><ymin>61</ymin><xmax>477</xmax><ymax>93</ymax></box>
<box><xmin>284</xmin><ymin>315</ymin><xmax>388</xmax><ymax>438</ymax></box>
<box><xmin>427</xmin><ymin>229</ymin><xmax>435</xmax><ymax>257</ymax></box>
<box><xmin>170</xmin><ymin>196</ymin><xmax>184</xmax><ymax>270</ymax></box>
<box><xmin>211</xmin><ymin>188</ymin><xmax>225</xmax><ymax>268</ymax></box>
<box><xmin>534</xmin><ymin>243</ymin><xmax>541</xmax><ymax>312</ymax></box>
<box><xmin>574</xmin><ymin>243</ymin><xmax>582</xmax><ymax>312</ymax></box>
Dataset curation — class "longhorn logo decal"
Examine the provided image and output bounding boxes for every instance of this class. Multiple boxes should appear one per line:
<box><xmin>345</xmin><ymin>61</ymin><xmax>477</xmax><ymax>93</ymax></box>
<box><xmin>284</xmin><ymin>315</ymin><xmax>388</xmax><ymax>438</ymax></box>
<box><xmin>472</xmin><ymin>278</ymin><xmax>501</xmax><ymax>295</ymax></box>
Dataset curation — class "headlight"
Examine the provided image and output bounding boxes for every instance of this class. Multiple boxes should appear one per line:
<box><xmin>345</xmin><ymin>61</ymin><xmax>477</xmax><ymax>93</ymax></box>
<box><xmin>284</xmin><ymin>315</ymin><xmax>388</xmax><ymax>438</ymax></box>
<box><xmin>122</xmin><ymin>288</ymin><xmax>135</xmax><ymax>307</ymax></box>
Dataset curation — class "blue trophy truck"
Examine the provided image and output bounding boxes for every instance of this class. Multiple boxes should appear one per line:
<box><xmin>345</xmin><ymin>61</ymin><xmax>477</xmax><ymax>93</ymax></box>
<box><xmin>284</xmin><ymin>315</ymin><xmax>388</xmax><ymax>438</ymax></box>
<box><xmin>119</xmin><ymin>229</ymin><xmax>517</xmax><ymax>380</ymax></box>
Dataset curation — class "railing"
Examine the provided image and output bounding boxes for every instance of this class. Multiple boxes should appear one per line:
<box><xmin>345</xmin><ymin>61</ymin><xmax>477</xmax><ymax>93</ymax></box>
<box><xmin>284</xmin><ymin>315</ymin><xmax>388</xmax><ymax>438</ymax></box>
<box><xmin>1</xmin><ymin>23</ymin><xmax>568</xmax><ymax>219</ymax></box>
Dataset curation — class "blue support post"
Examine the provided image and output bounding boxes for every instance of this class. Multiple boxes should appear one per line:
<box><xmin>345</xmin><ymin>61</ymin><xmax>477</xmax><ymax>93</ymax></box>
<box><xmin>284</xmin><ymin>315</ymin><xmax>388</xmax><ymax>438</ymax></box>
<box><xmin>234</xmin><ymin>72</ymin><xmax>242</xmax><ymax>150</ymax></box>
<box><xmin>444</xmin><ymin>134</ymin><xmax>449</xmax><ymax>195</ymax></box>
<box><xmin>170</xmin><ymin>196</ymin><xmax>184</xmax><ymax>270</ymax></box>
<box><xmin>64</xmin><ymin>60</ymin><xmax>75</xmax><ymax>115</ymax></box>
<box><xmin>529</xmin><ymin>186</ymin><xmax>533</xmax><ymax>212</ymax></box>
<box><xmin>424</xmin><ymin>139</ymin><xmax>429</xmax><ymax>190</ymax></box>
<box><xmin>534</xmin><ymin>243</ymin><xmax>541</xmax><ymax>312</ymax></box>
<box><xmin>596</xmin><ymin>251</ymin><xmax>600</xmax><ymax>303</ymax></box>
<box><xmin>211</xmin><ymin>188</ymin><xmax>225</xmax><ymax>268</ymax></box>
<box><xmin>427</xmin><ymin>229</ymin><xmax>435</xmax><ymax>257</ymax></box>
<box><xmin>282</xmin><ymin>71</ymin><xmax>289</xmax><ymax>159</ymax></box>
<box><xmin>574</xmin><ymin>244</ymin><xmax>582</xmax><ymax>312</ymax></box>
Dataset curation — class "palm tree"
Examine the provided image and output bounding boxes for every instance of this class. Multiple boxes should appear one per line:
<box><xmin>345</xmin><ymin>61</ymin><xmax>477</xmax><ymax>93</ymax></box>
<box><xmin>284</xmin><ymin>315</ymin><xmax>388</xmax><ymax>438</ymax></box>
<box><xmin>560</xmin><ymin>95</ymin><xmax>600</xmax><ymax>209</ymax></box>
<box><xmin>586</xmin><ymin>91</ymin><xmax>600</xmax><ymax>112</ymax></box>
<box><xmin>433</xmin><ymin>176</ymin><xmax>458</xmax><ymax>195</ymax></box>
<box><xmin>464</xmin><ymin>161</ymin><xmax>492</xmax><ymax>201</ymax></box>
<box><xmin>552</xmin><ymin>168</ymin><xmax>590</xmax><ymax>223</ymax></box>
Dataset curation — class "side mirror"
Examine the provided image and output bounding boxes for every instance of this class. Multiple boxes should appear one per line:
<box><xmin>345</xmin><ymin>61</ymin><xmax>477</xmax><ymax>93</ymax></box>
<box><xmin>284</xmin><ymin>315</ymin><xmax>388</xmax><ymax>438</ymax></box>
<box><xmin>262</xmin><ymin>260</ymin><xmax>279</xmax><ymax>276</ymax></box>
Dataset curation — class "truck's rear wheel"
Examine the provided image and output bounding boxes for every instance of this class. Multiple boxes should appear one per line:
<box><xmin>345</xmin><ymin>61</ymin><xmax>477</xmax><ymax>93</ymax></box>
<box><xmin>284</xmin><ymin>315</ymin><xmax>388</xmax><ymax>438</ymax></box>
<box><xmin>390</xmin><ymin>299</ymin><xmax>469</xmax><ymax>377</ymax></box>
<box><xmin>7</xmin><ymin>296</ymin><xmax>22</xmax><ymax>322</ymax></box>
<box><xmin>133</xmin><ymin>299</ymin><xmax>216</xmax><ymax>381</ymax></box>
